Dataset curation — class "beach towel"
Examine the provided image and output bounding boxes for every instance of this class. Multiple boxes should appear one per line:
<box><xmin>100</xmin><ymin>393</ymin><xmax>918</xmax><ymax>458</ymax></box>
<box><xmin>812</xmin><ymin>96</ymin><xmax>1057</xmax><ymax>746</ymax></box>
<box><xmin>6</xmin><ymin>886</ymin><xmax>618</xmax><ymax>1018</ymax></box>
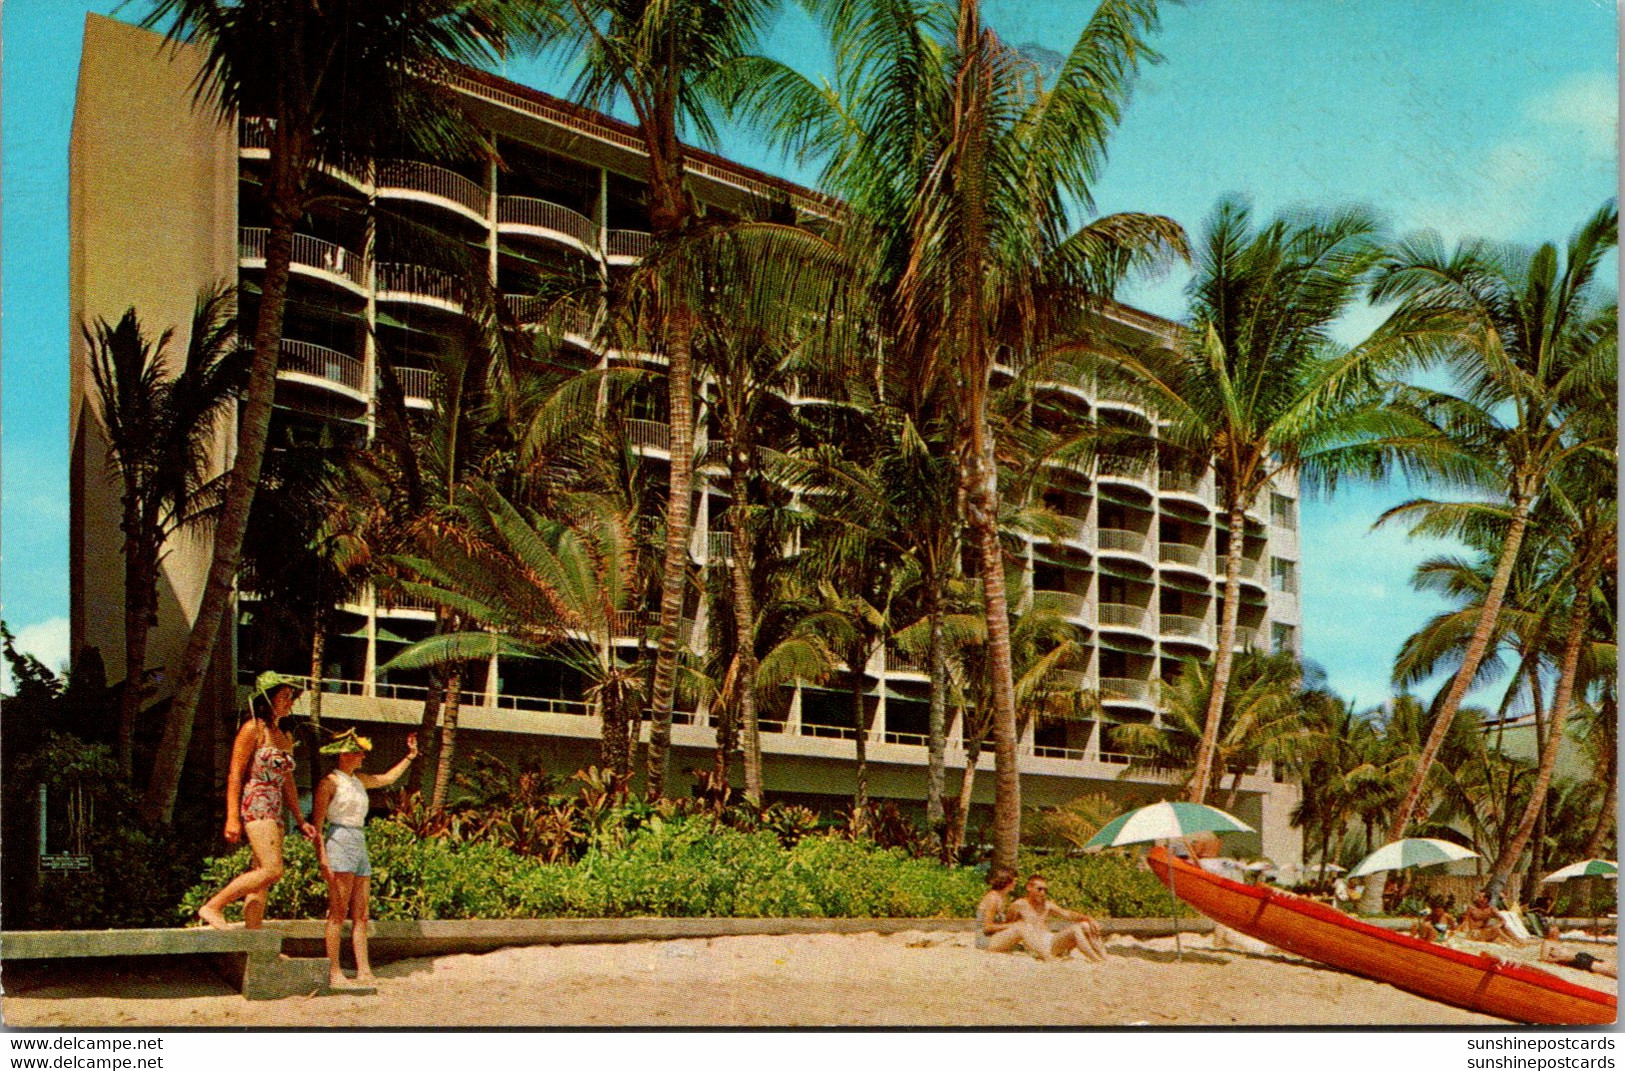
<box><xmin>1499</xmin><ymin>909</ymin><xmax>1535</xmax><ymax>942</ymax></box>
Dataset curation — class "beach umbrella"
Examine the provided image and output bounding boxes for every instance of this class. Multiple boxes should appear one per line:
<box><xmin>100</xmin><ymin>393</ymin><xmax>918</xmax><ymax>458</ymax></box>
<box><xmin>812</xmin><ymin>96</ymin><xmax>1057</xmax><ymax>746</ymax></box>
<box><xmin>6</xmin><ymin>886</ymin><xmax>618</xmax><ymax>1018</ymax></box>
<box><xmin>1541</xmin><ymin>859</ymin><xmax>1619</xmax><ymax>883</ymax></box>
<box><xmin>1348</xmin><ymin>838</ymin><xmax>1480</xmax><ymax>879</ymax></box>
<box><xmin>1084</xmin><ymin>801</ymin><xmax>1255</xmax><ymax>957</ymax></box>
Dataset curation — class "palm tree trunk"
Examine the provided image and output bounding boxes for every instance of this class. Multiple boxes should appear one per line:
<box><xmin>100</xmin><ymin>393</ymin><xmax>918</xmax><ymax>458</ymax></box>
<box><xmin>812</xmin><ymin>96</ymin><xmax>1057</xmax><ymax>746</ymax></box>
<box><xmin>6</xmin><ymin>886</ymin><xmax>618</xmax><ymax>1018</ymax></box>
<box><xmin>1365</xmin><ymin>501</ymin><xmax>1532</xmax><ymax>906</ymax></box>
<box><xmin>430</xmin><ymin>664</ymin><xmax>465</xmax><ymax>811</ymax></box>
<box><xmin>118</xmin><ymin>540</ymin><xmax>155</xmax><ymax>780</ymax></box>
<box><xmin>1581</xmin><ymin>697</ymin><xmax>1617</xmax><ymax>858</ymax></box>
<box><xmin>1191</xmin><ymin>502</ymin><xmax>1246</xmax><ymax>803</ymax></box>
<box><xmin>925</xmin><ymin>580</ymin><xmax>948</xmax><ymax>844</ymax></box>
<box><xmin>413</xmin><ymin>667</ymin><xmax>444</xmax><ymax>796</ymax></box>
<box><xmin>852</xmin><ymin>664</ymin><xmax>871</xmax><ymax>817</ymax></box>
<box><xmin>139</xmin><ymin>151</ymin><xmax>306</xmax><ymax>825</ymax></box>
<box><xmin>727</xmin><ymin>478</ymin><xmax>763</xmax><ymax>805</ymax></box>
<box><xmin>948</xmin><ymin>740</ymin><xmax>982</xmax><ymax>861</ymax></box>
<box><xmin>967</xmin><ymin>441</ymin><xmax>1021</xmax><ymax>872</ymax></box>
<box><xmin>1484</xmin><ymin>557</ymin><xmax>1601</xmax><ymax>900</ymax></box>
<box><xmin>304</xmin><ymin>623</ymin><xmax>326</xmax><ymax>787</ymax></box>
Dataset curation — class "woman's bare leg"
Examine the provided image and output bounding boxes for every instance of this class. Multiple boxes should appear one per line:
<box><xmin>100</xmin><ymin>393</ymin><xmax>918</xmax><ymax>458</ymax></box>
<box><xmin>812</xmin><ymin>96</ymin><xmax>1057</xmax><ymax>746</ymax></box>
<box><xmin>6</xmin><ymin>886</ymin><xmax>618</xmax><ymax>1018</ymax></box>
<box><xmin>199</xmin><ymin>821</ymin><xmax>285</xmax><ymax>929</ymax></box>
<box><xmin>325</xmin><ymin>871</ymin><xmax>356</xmax><ymax>986</ymax></box>
<box><xmin>985</xmin><ymin>927</ymin><xmax>1026</xmax><ymax>953</ymax></box>
<box><xmin>350</xmin><ymin>876</ymin><xmax>374</xmax><ymax>983</ymax></box>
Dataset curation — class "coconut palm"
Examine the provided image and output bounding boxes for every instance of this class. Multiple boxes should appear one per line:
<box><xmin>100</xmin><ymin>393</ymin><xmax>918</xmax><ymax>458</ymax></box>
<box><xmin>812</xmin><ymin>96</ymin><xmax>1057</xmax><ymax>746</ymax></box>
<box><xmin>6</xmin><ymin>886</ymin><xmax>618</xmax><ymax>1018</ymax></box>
<box><xmin>1112</xmin><ymin>649</ymin><xmax>1313</xmax><ymax>814</ymax></box>
<box><xmin>1357</xmin><ymin>201</ymin><xmax>1617</xmax><ymax>908</ymax></box>
<box><xmin>137</xmin><ymin>0</ymin><xmax>529</xmax><ymax>824</ymax></box>
<box><xmin>1058</xmin><ymin>197</ymin><xmax>1436</xmax><ymax>806</ymax></box>
<box><xmin>728</xmin><ymin>0</ymin><xmax>1185</xmax><ymax>868</ymax></box>
<box><xmin>536</xmin><ymin>0</ymin><xmax>783</xmax><ymax>798</ymax></box>
<box><xmin>85</xmin><ymin>288</ymin><xmax>246</xmax><ymax>778</ymax></box>
<box><xmin>384</xmin><ymin>480</ymin><xmax>647</xmax><ymax>787</ymax></box>
<box><xmin>1484</xmin><ymin>411</ymin><xmax>1618</xmax><ymax>899</ymax></box>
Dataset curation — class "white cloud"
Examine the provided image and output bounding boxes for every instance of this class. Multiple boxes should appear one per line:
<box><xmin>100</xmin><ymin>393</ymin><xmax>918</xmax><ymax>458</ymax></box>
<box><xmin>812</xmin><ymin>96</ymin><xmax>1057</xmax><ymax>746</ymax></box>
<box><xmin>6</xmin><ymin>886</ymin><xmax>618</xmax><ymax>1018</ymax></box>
<box><xmin>2</xmin><ymin>617</ymin><xmax>70</xmax><ymax>692</ymax></box>
<box><xmin>1528</xmin><ymin>72</ymin><xmax>1618</xmax><ymax>159</ymax></box>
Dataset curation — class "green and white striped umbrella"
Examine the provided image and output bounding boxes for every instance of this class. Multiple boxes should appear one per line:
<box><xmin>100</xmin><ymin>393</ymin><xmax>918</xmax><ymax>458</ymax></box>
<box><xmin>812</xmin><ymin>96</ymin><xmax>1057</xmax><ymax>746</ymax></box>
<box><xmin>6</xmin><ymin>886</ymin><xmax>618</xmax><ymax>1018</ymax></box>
<box><xmin>1083</xmin><ymin>800</ymin><xmax>1255</xmax><ymax>850</ymax></box>
<box><xmin>1542</xmin><ymin>859</ymin><xmax>1619</xmax><ymax>884</ymax></box>
<box><xmin>1348</xmin><ymin>838</ymin><xmax>1479</xmax><ymax>878</ymax></box>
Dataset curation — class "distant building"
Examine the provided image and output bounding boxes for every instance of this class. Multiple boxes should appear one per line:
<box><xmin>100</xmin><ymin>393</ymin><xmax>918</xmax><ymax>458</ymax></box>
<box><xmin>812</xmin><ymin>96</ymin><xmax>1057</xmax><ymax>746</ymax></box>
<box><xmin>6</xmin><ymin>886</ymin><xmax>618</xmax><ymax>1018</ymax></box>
<box><xmin>69</xmin><ymin>14</ymin><xmax>1304</xmax><ymax>864</ymax></box>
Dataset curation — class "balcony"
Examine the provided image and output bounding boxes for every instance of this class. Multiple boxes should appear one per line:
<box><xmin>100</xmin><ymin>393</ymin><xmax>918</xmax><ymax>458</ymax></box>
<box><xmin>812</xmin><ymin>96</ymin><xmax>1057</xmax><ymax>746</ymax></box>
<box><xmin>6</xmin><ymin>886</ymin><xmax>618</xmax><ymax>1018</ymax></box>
<box><xmin>395</xmin><ymin>367</ymin><xmax>435</xmax><ymax>409</ymax></box>
<box><xmin>276</xmin><ymin>339</ymin><xmax>365</xmax><ymax>400</ymax></box>
<box><xmin>1031</xmin><ymin>589</ymin><xmax>1091</xmax><ymax>627</ymax></box>
<box><xmin>1234</xmin><ymin>556</ymin><xmax>1265</xmax><ymax>586</ymax></box>
<box><xmin>375</xmin><ymin>262</ymin><xmax>464</xmax><ymax>313</ymax></box>
<box><xmin>1099</xmin><ymin>676</ymin><xmax>1158</xmax><ymax>706</ymax></box>
<box><xmin>504</xmin><ymin>295</ymin><xmax>596</xmax><ymax>340</ymax></box>
<box><xmin>378</xmin><ymin>160</ymin><xmax>489</xmax><ymax>221</ymax></box>
<box><xmin>1041</xmin><ymin>515</ymin><xmax>1090</xmax><ymax>550</ymax></box>
<box><xmin>1159</xmin><ymin>541</ymin><xmax>1211</xmax><ymax>574</ymax></box>
<box><xmin>1097</xmin><ymin>602</ymin><xmax>1151</xmax><ymax>632</ymax></box>
<box><xmin>1233</xmin><ymin>625</ymin><xmax>1261</xmax><ymax>650</ymax></box>
<box><xmin>707</xmin><ymin>531</ymin><xmax>735</xmax><ymax>563</ymax></box>
<box><xmin>626</xmin><ymin>418</ymin><xmax>671</xmax><ymax>454</ymax></box>
<box><xmin>240</xmin><ymin>228</ymin><xmax>369</xmax><ymax>293</ymax></box>
<box><xmin>1160</xmin><ymin>613</ymin><xmax>1213</xmax><ymax>646</ymax></box>
<box><xmin>1097</xmin><ymin>527</ymin><xmax>1151</xmax><ymax>559</ymax></box>
<box><xmin>1096</xmin><ymin>458</ymin><xmax>1155</xmax><ymax>491</ymax></box>
<box><xmin>496</xmin><ymin>196</ymin><xmax>598</xmax><ymax>255</ymax></box>
<box><xmin>886</xmin><ymin>649</ymin><xmax>929</xmax><ymax>677</ymax></box>
<box><xmin>605</xmin><ymin>229</ymin><xmax>651</xmax><ymax>262</ymax></box>
<box><xmin>1159</xmin><ymin>469</ymin><xmax>1205</xmax><ymax>497</ymax></box>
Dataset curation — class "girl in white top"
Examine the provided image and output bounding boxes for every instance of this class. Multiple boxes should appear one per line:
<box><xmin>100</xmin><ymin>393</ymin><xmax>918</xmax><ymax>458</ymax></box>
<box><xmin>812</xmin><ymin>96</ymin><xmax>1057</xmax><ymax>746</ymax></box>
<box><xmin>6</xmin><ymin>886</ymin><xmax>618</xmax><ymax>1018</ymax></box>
<box><xmin>312</xmin><ymin>729</ymin><xmax>416</xmax><ymax>989</ymax></box>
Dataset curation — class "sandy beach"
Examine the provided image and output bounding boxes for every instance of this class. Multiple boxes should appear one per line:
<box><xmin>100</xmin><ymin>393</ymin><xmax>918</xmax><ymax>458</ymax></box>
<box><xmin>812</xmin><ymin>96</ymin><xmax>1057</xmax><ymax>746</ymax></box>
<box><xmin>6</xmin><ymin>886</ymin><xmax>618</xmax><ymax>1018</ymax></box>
<box><xmin>8</xmin><ymin>929</ymin><xmax>1613</xmax><ymax>1028</ymax></box>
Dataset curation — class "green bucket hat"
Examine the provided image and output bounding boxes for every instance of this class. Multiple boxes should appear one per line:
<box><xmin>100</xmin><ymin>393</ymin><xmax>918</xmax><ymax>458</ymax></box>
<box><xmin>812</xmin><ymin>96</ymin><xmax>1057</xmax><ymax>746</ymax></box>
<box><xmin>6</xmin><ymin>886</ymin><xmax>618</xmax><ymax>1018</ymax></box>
<box><xmin>320</xmin><ymin>727</ymin><xmax>373</xmax><ymax>755</ymax></box>
<box><xmin>252</xmin><ymin>670</ymin><xmax>304</xmax><ymax>702</ymax></box>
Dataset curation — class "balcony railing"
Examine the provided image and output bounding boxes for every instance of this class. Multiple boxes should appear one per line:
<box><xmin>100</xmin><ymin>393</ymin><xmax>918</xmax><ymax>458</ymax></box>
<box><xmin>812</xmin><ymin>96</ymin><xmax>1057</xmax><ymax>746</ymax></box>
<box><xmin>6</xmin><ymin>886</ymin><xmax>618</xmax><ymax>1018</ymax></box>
<box><xmin>707</xmin><ymin>531</ymin><xmax>734</xmax><ymax>562</ymax></box>
<box><xmin>1160</xmin><ymin>613</ymin><xmax>1213</xmax><ymax>644</ymax></box>
<box><xmin>375</xmin><ymin>262</ymin><xmax>464</xmax><ymax>308</ymax></box>
<box><xmin>1031</xmin><ymin>589</ymin><xmax>1090</xmax><ymax>625</ymax></box>
<box><xmin>1159</xmin><ymin>469</ymin><xmax>1203</xmax><ymax>495</ymax></box>
<box><xmin>1099</xmin><ymin>676</ymin><xmax>1157</xmax><ymax>705</ymax></box>
<box><xmin>1159</xmin><ymin>542</ymin><xmax>1210</xmax><ymax>572</ymax></box>
<box><xmin>1097</xmin><ymin>528</ymin><xmax>1150</xmax><ymax>557</ymax></box>
<box><xmin>379</xmin><ymin>160</ymin><xmax>489</xmax><ymax>217</ymax></box>
<box><xmin>1097</xmin><ymin>602</ymin><xmax>1151</xmax><ymax>631</ymax></box>
<box><xmin>886</xmin><ymin>650</ymin><xmax>928</xmax><ymax>676</ymax></box>
<box><xmin>239</xmin><ymin>116</ymin><xmax>272</xmax><ymax>150</ymax></box>
<box><xmin>277</xmin><ymin>339</ymin><xmax>365</xmax><ymax>394</ymax></box>
<box><xmin>626</xmin><ymin>418</ymin><xmax>671</xmax><ymax>452</ymax></box>
<box><xmin>503</xmin><ymin>295</ymin><xmax>597</xmax><ymax>340</ymax></box>
<box><xmin>1236</xmin><ymin>556</ymin><xmax>1265</xmax><ymax>583</ymax></box>
<box><xmin>497</xmin><ymin>196</ymin><xmax>598</xmax><ymax>249</ymax></box>
<box><xmin>395</xmin><ymin>367</ymin><xmax>435</xmax><ymax>406</ymax></box>
<box><xmin>240</xmin><ymin>228</ymin><xmax>370</xmax><ymax>290</ymax></box>
<box><xmin>606</xmin><ymin>229</ymin><xmax>652</xmax><ymax>260</ymax></box>
<box><xmin>1043</xmin><ymin>515</ymin><xmax>1089</xmax><ymax>547</ymax></box>
<box><xmin>1096</xmin><ymin>458</ymin><xmax>1155</xmax><ymax>485</ymax></box>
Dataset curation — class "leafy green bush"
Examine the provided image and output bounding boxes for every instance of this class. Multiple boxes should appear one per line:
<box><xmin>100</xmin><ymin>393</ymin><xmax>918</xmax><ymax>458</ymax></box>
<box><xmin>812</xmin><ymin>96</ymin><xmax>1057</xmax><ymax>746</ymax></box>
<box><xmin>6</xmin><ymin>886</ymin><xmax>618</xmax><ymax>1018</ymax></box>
<box><xmin>1016</xmin><ymin>850</ymin><xmax>1193</xmax><ymax>918</ymax></box>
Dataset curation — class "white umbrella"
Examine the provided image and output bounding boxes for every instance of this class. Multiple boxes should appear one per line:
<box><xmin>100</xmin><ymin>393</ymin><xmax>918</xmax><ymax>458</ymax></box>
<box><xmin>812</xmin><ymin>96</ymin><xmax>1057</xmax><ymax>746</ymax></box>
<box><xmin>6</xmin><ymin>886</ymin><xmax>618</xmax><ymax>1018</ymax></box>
<box><xmin>1348</xmin><ymin>838</ymin><xmax>1480</xmax><ymax>879</ymax></box>
<box><xmin>1542</xmin><ymin>859</ymin><xmax>1619</xmax><ymax>883</ymax></box>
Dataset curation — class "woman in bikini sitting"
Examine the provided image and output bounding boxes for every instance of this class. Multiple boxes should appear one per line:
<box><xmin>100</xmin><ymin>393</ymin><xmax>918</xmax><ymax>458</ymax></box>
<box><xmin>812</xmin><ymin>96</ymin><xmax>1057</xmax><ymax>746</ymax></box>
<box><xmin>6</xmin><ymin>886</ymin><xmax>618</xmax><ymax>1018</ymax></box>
<box><xmin>197</xmin><ymin>672</ymin><xmax>318</xmax><ymax>929</ymax></box>
<box><xmin>975</xmin><ymin>869</ymin><xmax>1027</xmax><ymax>953</ymax></box>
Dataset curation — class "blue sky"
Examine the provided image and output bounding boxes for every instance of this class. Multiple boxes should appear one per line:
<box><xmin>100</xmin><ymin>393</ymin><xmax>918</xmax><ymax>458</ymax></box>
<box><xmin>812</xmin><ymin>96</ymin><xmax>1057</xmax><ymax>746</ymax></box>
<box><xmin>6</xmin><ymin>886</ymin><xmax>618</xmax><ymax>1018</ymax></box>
<box><xmin>2</xmin><ymin>0</ymin><xmax>1616</xmax><ymax>708</ymax></box>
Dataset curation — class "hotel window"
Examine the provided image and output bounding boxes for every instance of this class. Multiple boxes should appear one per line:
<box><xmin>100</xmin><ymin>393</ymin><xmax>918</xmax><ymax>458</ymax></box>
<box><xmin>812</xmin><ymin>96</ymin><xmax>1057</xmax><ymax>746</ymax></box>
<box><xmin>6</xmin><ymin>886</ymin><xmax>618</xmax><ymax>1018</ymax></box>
<box><xmin>1270</xmin><ymin>557</ymin><xmax>1297</xmax><ymax>594</ymax></box>
<box><xmin>1270</xmin><ymin>492</ymin><xmax>1297</xmax><ymax>529</ymax></box>
<box><xmin>1272</xmin><ymin>623</ymin><xmax>1297</xmax><ymax>654</ymax></box>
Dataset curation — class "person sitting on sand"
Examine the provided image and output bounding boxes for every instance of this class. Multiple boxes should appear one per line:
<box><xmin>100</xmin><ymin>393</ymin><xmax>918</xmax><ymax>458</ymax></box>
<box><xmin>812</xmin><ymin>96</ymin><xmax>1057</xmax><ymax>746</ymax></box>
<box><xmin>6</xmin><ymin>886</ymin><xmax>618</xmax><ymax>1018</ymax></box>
<box><xmin>1456</xmin><ymin>892</ymin><xmax>1524</xmax><ymax>946</ymax></box>
<box><xmin>312</xmin><ymin>728</ymin><xmax>417</xmax><ymax>989</ymax></box>
<box><xmin>1008</xmin><ymin>875</ymin><xmax>1109</xmax><ymax>963</ymax></box>
<box><xmin>197</xmin><ymin>672</ymin><xmax>318</xmax><ymax>929</ymax></box>
<box><xmin>1541</xmin><ymin>926</ymin><xmax>1617</xmax><ymax>978</ymax></box>
<box><xmin>975</xmin><ymin>869</ymin><xmax>1027</xmax><ymax>953</ymax></box>
<box><xmin>1412</xmin><ymin>901</ymin><xmax>1454</xmax><ymax>943</ymax></box>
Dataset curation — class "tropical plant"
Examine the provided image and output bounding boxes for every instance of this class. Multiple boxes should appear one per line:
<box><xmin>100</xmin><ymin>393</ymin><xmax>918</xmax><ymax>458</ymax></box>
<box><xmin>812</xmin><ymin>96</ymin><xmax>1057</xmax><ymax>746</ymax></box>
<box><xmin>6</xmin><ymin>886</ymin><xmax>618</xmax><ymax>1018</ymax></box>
<box><xmin>537</xmin><ymin>0</ymin><xmax>782</xmax><ymax>799</ymax></box>
<box><xmin>729</xmin><ymin>0</ymin><xmax>1186</xmax><ymax>869</ymax></box>
<box><xmin>137</xmin><ymin>0</ymin><xmax>530</xmax><ymax>824</ymax></box>
<box><xmin>85</xmin><ymin>289</ymin><xmax>246</xmax><ymax>778</ymax></box>
<box><xmin>1359</xmin><ymin>200</ymin><xmax>1617</xmax><ymax>909</ymax></box>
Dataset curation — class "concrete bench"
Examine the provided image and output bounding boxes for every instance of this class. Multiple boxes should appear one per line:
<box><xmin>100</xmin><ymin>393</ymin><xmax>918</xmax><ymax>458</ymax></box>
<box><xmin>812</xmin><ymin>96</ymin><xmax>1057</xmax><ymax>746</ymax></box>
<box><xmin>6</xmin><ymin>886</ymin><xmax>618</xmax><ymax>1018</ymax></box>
<box><xmin>1</xmin><ymin>928</ymin><xmax>328</xmax><ymax>1000</ymax></box>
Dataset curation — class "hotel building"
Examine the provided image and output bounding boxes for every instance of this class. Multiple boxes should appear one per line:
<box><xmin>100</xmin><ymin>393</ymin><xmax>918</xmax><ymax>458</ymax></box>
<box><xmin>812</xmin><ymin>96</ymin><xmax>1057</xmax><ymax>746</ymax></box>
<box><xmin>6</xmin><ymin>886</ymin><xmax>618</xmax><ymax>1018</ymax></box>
<box><xmin>69</xmin><ymin>14</ymin><xmax>1304</xmax><ymax>863</ymax></box>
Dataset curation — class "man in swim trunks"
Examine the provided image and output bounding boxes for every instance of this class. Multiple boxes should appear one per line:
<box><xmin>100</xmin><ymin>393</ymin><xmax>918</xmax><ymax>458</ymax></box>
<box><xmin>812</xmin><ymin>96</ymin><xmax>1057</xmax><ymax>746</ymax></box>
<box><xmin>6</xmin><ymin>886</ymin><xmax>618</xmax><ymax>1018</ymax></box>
<box><xmin>1457</xmin><ymin>892</ymin><xmax>1524</xmax><ymax>946</ymax></box>
<box><xmin>1007</xmin><ymin>875</ymin><xmax>1109</xmax><ymax>962</ymax></box>
<box><xmin>1541</xmin><ymin>926</ymin><xmax>1618</xmax><ymax>978</ymax></box>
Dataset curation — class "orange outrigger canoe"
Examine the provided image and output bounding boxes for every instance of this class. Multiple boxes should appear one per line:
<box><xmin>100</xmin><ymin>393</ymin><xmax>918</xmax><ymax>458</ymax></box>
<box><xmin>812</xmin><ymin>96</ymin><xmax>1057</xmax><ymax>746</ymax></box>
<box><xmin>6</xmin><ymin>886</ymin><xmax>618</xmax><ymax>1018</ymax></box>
<box><xmin>1147</xmin><ymin>846</ymin><xmax>1616</xmax><ymax>1025</ymax></box>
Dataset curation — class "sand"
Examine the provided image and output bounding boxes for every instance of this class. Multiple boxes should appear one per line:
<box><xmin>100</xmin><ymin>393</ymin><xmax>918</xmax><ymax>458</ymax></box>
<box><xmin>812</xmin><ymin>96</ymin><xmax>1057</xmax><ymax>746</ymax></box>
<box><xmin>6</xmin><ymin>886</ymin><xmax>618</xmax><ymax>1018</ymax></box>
<box><xmin>10</xmin><ymin>928</ymin><xmax>1613</xmax><ymax>1028</ymax></box>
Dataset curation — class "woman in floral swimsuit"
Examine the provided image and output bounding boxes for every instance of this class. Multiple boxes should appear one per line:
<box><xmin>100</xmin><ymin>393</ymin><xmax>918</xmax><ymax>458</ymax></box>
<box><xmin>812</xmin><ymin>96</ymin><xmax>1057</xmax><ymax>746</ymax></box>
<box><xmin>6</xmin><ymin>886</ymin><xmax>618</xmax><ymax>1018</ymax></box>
<box><xmin>197</xmin><ymin>672</ymin><xmax>318</xmax><ymax>929</ymax></box>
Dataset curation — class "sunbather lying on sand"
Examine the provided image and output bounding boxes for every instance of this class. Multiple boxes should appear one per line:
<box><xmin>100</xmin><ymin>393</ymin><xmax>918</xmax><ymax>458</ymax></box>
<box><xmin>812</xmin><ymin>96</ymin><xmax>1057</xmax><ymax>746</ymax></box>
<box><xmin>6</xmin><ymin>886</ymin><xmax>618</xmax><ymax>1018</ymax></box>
<box><xmin>1543</xmin><ymin>927</ymin><xmax>1618</xmax><ymax>978</ymax></box>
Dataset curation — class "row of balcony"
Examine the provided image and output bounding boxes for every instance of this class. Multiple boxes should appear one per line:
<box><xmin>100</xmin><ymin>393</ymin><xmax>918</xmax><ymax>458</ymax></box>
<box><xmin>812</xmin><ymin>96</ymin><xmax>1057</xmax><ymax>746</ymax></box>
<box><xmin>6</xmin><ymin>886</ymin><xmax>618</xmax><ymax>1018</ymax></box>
<box><xmin>242</xmin><ymin>122</ymin><xmax>654</xmax><ymax>264</ymax></box>
<box><xmin>271</xmin><ymin>338</ymin><xmax>435</xmax><ymax>408</ymax></box>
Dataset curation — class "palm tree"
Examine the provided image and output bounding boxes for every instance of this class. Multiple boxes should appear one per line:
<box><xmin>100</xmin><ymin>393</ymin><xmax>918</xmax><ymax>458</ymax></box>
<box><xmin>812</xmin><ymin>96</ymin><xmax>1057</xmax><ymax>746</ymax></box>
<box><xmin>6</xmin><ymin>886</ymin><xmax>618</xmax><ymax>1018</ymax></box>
<box><xmin>1288</xmin><ymin>692</ymin><xmax>1382</xmax><ymax>878</ymax></box>
<box><xmin>538</xmin><ymin>0</ymin><xmax>782</xmax><ymax>798</ymax></box>
<box><xmin>1113</xmin><ymin>649</ymin><xmax>1313</xmax><ymax>814</ymax></box>
<box><xmin>137</xmin><ymin>0</ymin><xmax>529</xmax><ymax>824</ymax></box>
<box><xmin>729</xmin><ymin>0</ymin><xmax>1185</xmax><ymax>869</ymax></box>
<box><xmin>384</xmin><ymin>480</ymin><xmax>647</xmax><ymax>792</ymax></box>
<box><xmin>1358</xmin><ymin>201</ymin><xmax>1617</xmax><ymax>908</ymax></box>
<box><xmin>85</xmin><ymin>288</ymin><xmax>246</xmax><ymax>778</ymax></box>
<box><xmin>1065</xmin><ymin>198</ymin><xmax>1417</xmax><ymax>805</ymax></box>
<box><xmin>1484</xmin><ymin>407</ymin><xmax>1617</xmax><ymax>899</ymax></box>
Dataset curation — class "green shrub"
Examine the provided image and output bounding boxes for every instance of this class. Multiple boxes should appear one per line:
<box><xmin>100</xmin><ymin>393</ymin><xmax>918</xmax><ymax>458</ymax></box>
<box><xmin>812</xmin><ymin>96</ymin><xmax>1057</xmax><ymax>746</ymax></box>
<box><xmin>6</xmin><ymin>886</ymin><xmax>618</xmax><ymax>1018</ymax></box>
<box><xmin>1016</xmin><ymin>850</ymin><xmax>1193</xmax><ymax>918</ymax></box>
